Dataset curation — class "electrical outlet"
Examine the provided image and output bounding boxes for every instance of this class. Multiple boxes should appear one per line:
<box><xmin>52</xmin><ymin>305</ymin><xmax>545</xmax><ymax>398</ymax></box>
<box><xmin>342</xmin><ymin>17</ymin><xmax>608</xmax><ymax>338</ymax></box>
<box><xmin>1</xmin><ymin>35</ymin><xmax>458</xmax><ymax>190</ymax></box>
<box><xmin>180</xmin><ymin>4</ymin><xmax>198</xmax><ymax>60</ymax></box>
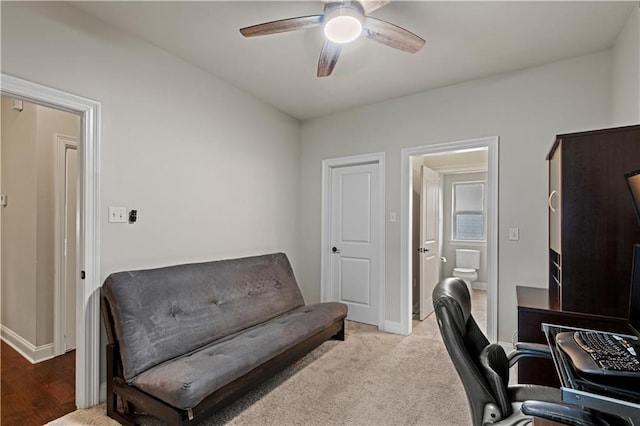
<box><xmin>0</xmin><ymin>195</ymin><xmax>6</xmax><ymax>207</ymax></box>
<box><xmin>509</xmin><ymin>227</ymin><xmax>519</xmax><ymax>241</ymax></box>
<box><xmin>109</xmin><ymin>206</ymin><xmax>127</xmax><ymax>223</ymax></box>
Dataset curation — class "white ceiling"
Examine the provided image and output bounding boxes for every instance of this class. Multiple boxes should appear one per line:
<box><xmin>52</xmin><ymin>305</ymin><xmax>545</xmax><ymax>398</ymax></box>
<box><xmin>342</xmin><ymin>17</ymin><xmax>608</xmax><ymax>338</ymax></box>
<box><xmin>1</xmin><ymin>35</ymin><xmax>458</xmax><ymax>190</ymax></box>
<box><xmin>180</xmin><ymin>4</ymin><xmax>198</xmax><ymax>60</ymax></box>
<box><xmin>70</xmin><ymin>1</ymin><xmax>635</xmax><ymax>120</ymax></box>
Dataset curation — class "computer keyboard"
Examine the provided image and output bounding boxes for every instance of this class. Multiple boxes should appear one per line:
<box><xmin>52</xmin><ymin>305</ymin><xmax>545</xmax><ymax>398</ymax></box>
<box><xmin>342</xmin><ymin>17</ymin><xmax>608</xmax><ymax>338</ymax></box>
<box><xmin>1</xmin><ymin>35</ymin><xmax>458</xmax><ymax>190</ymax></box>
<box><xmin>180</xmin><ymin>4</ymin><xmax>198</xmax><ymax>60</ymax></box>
<box><xmin>555</xmin><ymin>331</ymin><xmax>640</xmax><ymax>378</ymax></box>
<box><xmin>573</xmin><ymin>331</ymin><xmax>640</xmax><ymax>364</ymax></box>
<box><xmin>573</xmin><ymin>331</ymin><xmax>640</xmax><ymax>372</ymax></box>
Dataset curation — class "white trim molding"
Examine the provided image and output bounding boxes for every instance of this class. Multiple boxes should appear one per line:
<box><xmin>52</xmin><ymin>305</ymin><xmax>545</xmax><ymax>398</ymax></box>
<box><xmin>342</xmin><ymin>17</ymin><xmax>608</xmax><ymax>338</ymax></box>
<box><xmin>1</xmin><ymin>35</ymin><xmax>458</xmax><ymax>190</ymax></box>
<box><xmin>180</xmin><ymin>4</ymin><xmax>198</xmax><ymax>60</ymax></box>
<box><xmin>382</xmin><ymin>320</ymin><xmax>405</xmax><ymax>335</ymax></box>
<box><xmin>472</xmin><ymin>282</ymin><xmax>488</xmax><ymax>291</ymax></box>
<box><xmin>54</xmin><ymin>134</ymin><xmax>78</xmax><ymax>358</ymax></box>
<box><xmin>401</xmin><ymin>137</ymin><xmax>499</xmax><ymax>341</ymax></box>
<box><xmin>1</xmin><ymin>325</ymin><xmax>55</xmax><ymax>364</ymax></box>
<box><xmin>1</xmin><ymin>73</ymin><xmax>101</xmax><ymax>409</ymax></box>
<box><xmin>321</xmin><ymin>152</ymin><xmax>386</xmax><ymax>330</ymax></box>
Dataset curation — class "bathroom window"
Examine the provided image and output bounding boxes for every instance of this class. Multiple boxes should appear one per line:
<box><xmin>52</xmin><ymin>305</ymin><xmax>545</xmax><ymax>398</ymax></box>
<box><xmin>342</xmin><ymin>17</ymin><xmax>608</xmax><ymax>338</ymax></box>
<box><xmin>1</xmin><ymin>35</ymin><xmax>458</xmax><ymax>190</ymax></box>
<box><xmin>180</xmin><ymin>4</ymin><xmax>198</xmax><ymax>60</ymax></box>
<box><xmin>452</xmin><ymin>181</ymin><xmax>485</xmax><ymax>241</ymax></box>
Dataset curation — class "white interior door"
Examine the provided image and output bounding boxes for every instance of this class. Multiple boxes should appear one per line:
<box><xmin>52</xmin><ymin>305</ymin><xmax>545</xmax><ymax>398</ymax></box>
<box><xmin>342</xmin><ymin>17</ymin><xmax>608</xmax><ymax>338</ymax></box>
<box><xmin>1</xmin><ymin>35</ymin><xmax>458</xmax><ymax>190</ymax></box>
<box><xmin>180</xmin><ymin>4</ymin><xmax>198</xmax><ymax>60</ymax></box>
<box><xmin>64</xmin><ymin>146</ymin><xmax>77</xmax><ymax>352</ymax></box>
<box><xmin>419</xmin><ymin>165</ymin><xmax>440</xmax><ymax>320</ymax></box>
<box><xmin>330</xmin><ymin>163</ymin><xmax>380</xmax><ymax>325</ymax></box>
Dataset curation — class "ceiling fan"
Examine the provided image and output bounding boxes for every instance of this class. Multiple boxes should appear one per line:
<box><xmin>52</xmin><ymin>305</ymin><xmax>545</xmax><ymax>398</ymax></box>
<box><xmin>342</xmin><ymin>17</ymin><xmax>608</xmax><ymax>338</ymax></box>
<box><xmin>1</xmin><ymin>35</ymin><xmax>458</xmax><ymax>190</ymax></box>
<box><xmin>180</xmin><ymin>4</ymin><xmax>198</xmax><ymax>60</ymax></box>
<box><xmin>239</xmin><ymin>0</ymin><xmax>426</xmax><ymax>77</ymax></box>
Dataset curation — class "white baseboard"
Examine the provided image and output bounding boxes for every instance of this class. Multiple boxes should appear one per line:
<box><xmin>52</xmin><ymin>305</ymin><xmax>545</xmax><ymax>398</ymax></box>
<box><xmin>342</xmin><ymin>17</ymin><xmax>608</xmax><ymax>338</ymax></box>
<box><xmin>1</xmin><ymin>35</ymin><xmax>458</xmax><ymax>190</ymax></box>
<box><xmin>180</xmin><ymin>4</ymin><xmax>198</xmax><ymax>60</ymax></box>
<box><xmin>1</xmin><ymin>324</ymin><xmax>55</xmax><ymax>363</ymax></box>
<box><xmin>382</xmin><ymin>320</ymin><xmax>406</xmax><ymax>335</ymax></box>
<box><xmin>472</xmin><ymin>282</ymin><xmax>487</xmax><ymax>291</ymax></box>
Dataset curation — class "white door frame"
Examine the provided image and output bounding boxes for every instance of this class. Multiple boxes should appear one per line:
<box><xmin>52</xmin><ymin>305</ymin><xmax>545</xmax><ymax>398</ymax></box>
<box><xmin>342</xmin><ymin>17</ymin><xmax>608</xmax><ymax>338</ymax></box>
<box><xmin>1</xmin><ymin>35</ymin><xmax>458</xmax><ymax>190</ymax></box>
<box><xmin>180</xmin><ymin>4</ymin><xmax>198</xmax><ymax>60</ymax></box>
<box><xmin>321</xmin><ymin>152</ymin><xmax>386</xmax><ymax>330</ymax></box>
<box><xmin>1</xmin><ymin>73</ymin><xmax>101</xmax><ymax>409</ymax></box>
<box><xmin>401</xmin><ymin>137</ymin><xmax>498</xmax><ymax>340</ymax></box>
<box><xmin>54</xmin><ymin>134</ymin><xmax>78</xmax><ymax>356</ymax></box>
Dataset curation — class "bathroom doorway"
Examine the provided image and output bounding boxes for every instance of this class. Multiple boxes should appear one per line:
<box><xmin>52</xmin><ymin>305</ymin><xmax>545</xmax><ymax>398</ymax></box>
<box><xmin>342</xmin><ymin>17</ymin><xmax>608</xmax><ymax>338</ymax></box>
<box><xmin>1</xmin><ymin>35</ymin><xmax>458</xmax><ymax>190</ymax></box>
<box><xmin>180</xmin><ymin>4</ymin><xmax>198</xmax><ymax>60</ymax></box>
<box><xmin>401</xmin><ymin>137</ymin><xmax>498</xmax><ymax>340</ymax></box>
<box><xmin>411</xmin><ymin>152</ymin><xmax>488</xmax><ymax>333</ymax></box>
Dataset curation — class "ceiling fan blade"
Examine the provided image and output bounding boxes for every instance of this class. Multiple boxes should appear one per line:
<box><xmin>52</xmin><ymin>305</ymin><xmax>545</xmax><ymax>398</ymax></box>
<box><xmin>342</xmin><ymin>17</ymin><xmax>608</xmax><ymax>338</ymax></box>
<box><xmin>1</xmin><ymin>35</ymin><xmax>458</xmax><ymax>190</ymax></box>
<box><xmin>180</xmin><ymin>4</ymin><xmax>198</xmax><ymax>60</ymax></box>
<box><xmin>358</xmin><ymin>0</ymin><xmax>391</xmax><ymax>15</ymax></box>
<box><xmin>317</xmin><ymin>41</ymin><xmax>342</xmax><ymax>77</ymax></box>
<box><xmin>362</xmin><ymin>17</ymin><xmax>425</xmax><ymax>53</ymax></box>
<box><xmin>240</xmin><ymin>15</ymin><xmax>323</xmax><ymax>37</ymax></box>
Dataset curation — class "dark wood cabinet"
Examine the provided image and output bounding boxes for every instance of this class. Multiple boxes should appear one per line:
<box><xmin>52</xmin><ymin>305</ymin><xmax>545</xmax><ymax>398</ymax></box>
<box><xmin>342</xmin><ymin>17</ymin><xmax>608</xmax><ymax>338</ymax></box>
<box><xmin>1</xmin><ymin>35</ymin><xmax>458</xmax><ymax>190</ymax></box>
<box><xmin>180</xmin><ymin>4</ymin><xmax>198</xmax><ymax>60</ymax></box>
<box><xmin>547</xmin><ymin>125</ymin><xmax>640</xmax><ymax>318</ymax></box>
<box><xmin>518</xmin><ymin>125</ymin><xmax>640</xmax><ymax>386</ymax></box>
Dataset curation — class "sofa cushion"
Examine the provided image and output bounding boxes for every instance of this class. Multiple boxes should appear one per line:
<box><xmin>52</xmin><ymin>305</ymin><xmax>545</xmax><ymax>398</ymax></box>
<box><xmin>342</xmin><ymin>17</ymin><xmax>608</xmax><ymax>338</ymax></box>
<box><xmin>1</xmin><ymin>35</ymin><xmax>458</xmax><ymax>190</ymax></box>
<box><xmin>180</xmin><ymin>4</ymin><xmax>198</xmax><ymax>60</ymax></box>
<box><xmin>130</xmin><ymin>302</ymin><xmax>347</xmax><ymax>410</ymax></box>
<box><xmin>102</xmin><ymin>253</ymin><xmax>305</xmax><ymax>381</ymax></box>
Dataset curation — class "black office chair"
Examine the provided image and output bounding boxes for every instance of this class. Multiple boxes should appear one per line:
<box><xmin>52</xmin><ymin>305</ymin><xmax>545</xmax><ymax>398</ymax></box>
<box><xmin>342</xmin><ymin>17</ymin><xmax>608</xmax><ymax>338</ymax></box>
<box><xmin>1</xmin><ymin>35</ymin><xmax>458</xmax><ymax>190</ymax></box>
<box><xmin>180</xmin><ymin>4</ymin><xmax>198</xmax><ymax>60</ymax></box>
<box><xmin>432</xmin><ymin>277</ymin><xmax>632</xmax><ymax>425</ymax></box>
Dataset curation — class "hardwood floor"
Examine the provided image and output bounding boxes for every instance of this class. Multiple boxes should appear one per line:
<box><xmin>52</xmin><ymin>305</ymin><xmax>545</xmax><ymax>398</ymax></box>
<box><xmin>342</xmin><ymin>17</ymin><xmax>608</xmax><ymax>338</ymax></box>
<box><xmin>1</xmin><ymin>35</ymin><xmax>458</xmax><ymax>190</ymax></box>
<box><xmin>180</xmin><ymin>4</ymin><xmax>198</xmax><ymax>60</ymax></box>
<box><xmin>1</xmin><ymin>341</ymin><xmax>76</xmax><ymax>425</ymax></box>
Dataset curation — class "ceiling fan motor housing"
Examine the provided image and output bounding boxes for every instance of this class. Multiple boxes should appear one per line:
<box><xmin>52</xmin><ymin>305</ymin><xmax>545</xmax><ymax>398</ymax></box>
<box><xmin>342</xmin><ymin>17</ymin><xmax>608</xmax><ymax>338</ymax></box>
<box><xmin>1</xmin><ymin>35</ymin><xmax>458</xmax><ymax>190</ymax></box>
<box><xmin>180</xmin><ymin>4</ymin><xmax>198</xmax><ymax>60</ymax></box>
<box><xmin>323</xmin><ymin>2</ymin><xmax>365</xmax><ymax>44</ymax></box>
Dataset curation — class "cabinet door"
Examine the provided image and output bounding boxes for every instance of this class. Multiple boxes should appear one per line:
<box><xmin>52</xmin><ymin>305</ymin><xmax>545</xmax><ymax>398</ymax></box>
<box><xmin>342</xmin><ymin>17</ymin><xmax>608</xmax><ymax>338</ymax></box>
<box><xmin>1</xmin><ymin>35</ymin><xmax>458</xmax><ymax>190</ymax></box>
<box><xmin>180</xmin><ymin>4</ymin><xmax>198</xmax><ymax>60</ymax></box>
<box><xmin>548</xmin><ymin>141</ymin><xmax>562</xmax><ymax>253</ymax></box>
<box><xmin>559</xmin><ymin>127</ymin><xmax>640</xmax><ymax>317</ymax></box>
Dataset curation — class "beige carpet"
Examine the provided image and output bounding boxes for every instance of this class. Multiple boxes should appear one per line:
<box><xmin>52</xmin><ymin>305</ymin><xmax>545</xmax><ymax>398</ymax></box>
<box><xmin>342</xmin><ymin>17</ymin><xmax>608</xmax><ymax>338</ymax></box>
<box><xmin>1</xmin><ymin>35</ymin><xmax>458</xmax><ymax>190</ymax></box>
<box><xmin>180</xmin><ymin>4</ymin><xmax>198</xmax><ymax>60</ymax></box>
<box><xmin>48</xmin><ymin>292</ymin><xmax>489</xmax><ymax>426</ymax></box>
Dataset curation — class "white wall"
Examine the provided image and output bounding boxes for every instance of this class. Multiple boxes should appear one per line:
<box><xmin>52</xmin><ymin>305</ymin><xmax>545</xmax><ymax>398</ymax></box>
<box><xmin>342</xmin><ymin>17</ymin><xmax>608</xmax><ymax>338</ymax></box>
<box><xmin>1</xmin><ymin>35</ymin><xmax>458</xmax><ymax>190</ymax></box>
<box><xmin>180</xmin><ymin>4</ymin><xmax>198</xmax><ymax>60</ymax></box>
<box><xmin>1</xmin><ymin>1</ymin><xmax>301</xmax><ymax>377</ymax></box>
<box><xmin>1</xmin><ymin>0</ymin><xmax>301</xmax><ymax>283</ymax></box>
<box><xmin>1</xmin><ymin>97</ymin><xmax>39</xmax><ymax>346</ymax></box>
<box><xmin>611</xmin><ymin>5</ymin><xmax>640</xmax><ymax>126</ymax></box>
<box><xmin>300</xmin><ymin>51</ymin><xmax>612</xmax><ymax>341</ymax></box>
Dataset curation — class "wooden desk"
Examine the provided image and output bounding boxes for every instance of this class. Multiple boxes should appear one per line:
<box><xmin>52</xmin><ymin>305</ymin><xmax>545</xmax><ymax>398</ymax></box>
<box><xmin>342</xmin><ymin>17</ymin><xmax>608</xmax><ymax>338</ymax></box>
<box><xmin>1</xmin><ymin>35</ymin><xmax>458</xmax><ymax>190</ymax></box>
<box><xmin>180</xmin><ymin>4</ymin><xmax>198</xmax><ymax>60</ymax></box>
<box><xmin>533</xmin><ymin>417</ymin><xmax>564</xmax><ymax>426</ymax></box>
<box><xmin>516</xmin><ymin>286</ymin><xmax>630</xmax><ymax>386</ymax></box>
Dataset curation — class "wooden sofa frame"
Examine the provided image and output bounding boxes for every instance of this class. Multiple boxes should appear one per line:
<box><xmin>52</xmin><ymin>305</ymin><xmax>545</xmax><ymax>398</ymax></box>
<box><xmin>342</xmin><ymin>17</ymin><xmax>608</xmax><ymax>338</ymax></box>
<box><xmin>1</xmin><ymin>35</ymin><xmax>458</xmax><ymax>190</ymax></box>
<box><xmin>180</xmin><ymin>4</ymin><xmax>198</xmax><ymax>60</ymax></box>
<box><xmin>101</xmin><ymin>297</ymin><xmax>345</xmax><ymax>426</ymax></box>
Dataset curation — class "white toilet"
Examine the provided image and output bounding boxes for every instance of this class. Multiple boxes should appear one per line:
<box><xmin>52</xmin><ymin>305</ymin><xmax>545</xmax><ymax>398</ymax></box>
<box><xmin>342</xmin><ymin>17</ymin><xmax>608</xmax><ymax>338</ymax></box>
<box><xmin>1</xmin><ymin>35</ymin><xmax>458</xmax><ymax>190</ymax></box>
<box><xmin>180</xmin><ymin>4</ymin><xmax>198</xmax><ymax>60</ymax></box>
<box><xmin>453</xmin><ymin>249</ymin><xmax>480</xmax><ymax>295</ymax></box>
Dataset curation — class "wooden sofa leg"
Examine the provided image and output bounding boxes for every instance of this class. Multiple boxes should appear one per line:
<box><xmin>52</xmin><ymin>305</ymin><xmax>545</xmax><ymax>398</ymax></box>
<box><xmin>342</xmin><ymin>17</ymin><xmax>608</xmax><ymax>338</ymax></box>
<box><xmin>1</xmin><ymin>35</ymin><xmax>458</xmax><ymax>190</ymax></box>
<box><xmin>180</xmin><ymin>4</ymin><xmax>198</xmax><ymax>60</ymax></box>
<box><xmin>106</xmin><ymin>344</ymin><xmax>118</xmax><ymax>418</ymax></box>
<box><xmin>332</xmin><ymin>321</ymin><xmax>345</xmax><ymax>341</ymax></box>
<box><xmin>106</xmin><ymin>344</ymin><xmax>137</xmax><ymax>425</ymax></box>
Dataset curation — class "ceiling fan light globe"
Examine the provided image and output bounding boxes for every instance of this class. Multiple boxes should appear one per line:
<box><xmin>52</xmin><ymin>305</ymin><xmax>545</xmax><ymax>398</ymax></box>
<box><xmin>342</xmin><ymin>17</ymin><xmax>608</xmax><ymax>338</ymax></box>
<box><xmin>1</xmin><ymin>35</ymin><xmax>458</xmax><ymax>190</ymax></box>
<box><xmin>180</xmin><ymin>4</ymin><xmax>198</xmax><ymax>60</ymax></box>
<box><xmin>323</xmin><ymin>7</ymin><xmax>363</xmax><ymax>44</ymax></box>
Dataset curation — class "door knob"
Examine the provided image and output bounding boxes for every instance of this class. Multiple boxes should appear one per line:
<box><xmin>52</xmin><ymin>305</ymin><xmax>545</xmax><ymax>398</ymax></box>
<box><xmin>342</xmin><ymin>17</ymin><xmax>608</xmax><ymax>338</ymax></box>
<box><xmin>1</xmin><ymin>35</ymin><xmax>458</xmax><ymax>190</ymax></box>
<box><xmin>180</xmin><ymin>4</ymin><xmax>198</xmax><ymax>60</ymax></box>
<box><xmin>332</xmin><ymin>246</ymin><xmax>340</xmax><ymax>253</ymax></box>
<box><xmin>417</xmin><ymin>248</ymin><xmax>430</xmax><ymax>253</ymax></box>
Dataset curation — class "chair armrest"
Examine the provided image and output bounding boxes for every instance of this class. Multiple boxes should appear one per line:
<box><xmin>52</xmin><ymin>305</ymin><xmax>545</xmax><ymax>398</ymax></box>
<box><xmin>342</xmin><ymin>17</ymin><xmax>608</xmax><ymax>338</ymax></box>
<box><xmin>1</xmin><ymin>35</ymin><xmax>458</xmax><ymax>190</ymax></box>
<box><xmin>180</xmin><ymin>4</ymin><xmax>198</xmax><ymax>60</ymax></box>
<box><xmin>521</xmin><ymin>400</ymin><xmax>631</xmax><ymax>426</ymax></box>
<box><xmin>507</xmin><ymin>342</ymin><xmax>551</xmax><ymax>367</ymax></box>
<box><xmin>508</xmin><ymin>384</ymin><xmax>562</xmax><ymax>404</ymax></box>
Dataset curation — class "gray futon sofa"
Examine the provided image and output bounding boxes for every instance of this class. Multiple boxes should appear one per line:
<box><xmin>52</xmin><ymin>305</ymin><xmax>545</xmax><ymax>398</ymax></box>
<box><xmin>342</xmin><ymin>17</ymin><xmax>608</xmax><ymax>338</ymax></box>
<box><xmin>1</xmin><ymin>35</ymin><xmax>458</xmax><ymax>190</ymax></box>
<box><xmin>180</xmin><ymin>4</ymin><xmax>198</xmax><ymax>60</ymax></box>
<box><xmin>101</xmin><ymin>252</ymin><xmax>347</xmax><ymax>425</ymax></box>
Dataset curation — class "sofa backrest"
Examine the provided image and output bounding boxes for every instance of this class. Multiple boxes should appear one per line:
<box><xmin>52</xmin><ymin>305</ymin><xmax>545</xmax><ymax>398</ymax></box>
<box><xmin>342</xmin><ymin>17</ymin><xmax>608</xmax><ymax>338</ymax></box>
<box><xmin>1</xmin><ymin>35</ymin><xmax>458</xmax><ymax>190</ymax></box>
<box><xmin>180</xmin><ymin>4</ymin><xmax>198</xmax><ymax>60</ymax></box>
<box><xmin>102</xmin><ymin>252</ymin><xmax>305</xmax><ymax>381</ymax></box>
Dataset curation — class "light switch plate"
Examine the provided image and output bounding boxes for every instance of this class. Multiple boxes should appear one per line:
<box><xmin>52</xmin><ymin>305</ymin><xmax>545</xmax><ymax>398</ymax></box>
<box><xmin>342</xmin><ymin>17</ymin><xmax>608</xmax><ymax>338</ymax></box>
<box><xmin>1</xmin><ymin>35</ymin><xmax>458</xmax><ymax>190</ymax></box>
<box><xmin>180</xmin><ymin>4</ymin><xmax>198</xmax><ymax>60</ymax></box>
<box><xmin>109</xmin><ymin>206</ymin><xmax>127</xmax><ymax>223</ymax></box>
<box><xmin>389</xmin><ymin>211</ymin><xmax>397</xmax><ymax>223</ymax></box>
<box><xmin>509</xmin><ymin>227</ymin><xmax>519</xmax><ymax>241</ymax></box>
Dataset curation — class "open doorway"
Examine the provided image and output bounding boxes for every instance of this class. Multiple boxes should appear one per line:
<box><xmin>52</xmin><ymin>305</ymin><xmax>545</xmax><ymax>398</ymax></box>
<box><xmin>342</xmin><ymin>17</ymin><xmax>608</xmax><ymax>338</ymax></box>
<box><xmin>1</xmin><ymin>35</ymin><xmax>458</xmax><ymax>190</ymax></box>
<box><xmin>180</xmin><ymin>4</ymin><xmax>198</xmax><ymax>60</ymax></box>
<box><xmin>411</xmin><ymin>149</ymin><xmax>489</xmax><ymax>334</ymax></box>
<box><xmin>1</xmin><ymin>96</ymin><xmax>80</xmax><ymax>422</ymax></box>
<box><xmin>1</xmin><ymin>73</ymin><xmax>101</xmax><ymax>410</ymax></box>
<box><xmin>401</xmin><ymin>137</ymin><xmax>498</xmax><ymax>341</ymax></box>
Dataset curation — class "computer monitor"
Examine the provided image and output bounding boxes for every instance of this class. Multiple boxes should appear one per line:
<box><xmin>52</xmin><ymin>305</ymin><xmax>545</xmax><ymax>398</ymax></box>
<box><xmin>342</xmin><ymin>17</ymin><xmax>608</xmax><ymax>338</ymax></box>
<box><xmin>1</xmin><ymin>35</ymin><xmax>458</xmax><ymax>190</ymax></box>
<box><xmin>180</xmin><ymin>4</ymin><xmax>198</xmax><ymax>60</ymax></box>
<box><xmin>626</xmin><ymin>170</ymin><xmax>640</xmax><ymax>336</ymax></box>
<box><xmin>630</xmin><ymin>244</ymin><xmax>640</xmax><ymax>337</ymax></box>
<box><xmin>625</xmin><ymin>169</ymin><xmax>640</xmax><ymax>225</ymax></box>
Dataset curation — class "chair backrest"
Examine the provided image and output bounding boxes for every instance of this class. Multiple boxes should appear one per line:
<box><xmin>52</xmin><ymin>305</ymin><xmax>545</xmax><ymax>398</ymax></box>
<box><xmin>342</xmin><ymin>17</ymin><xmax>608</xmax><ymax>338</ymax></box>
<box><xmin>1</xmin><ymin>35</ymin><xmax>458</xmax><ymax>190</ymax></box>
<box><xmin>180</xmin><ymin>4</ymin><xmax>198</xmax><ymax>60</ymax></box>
<box><xmin>432</xmin><ymin>277</ymin><xmax>506</xmax><ymax>425</ymax></box>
